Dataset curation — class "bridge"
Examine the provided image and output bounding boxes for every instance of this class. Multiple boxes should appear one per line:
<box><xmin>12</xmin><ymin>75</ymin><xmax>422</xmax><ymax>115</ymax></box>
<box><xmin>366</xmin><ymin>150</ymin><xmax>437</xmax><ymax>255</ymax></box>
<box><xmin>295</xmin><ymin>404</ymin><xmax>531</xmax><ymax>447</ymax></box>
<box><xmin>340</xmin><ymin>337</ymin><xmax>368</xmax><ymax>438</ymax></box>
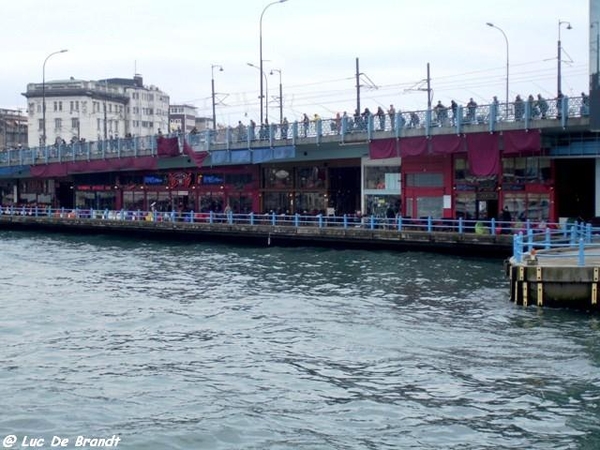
<box><xmin>0</xmin><ymin>95</ymin><xmax>592</xmax><ymax>170</ymax></box>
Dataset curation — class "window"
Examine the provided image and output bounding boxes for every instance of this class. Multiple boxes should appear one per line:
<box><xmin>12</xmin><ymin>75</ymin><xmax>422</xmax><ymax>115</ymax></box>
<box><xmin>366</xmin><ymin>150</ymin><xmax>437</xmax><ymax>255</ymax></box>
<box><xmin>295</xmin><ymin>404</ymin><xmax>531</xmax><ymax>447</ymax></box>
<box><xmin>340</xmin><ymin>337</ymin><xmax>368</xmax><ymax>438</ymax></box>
<box><xmin>38</xmin><ymin>119</ymin><xmax>43</xmax><ymax>131</ymax></box>
<box><xmin>263</xmin><ymin>167</ymin><xmax>292</xmax><ymax>189</ymax></box>
<box><xmin>502</xmin><ymin>157</ymin><xmax>551</xmax><ymax>183</ymax></box>
<box><xmin>406</xmin><ymin>172</ymin><xmax>443</xmax><ymax>187</ymax></box>
<box><xmin>54</xmin><ymin>118</ymin><xmax>62</xmax><ymax>131</ymax></box>
<box><xmin>364</xmin><ymin>165</ymin><xmax>400</xmax><ymax>190</ymax></box>
<box><xmin>71</xmin><ymin>118</ymin><xmax>79</xmax><ymax>129</ymax></box>
<box><xmin>297</xmin><ymin>166</ymin><xmax>325</xmax><ymax>189</ymax></box>
<box><xmin>454</xmin><ymin>158</ymin><xmax>468</xmax><ymax>182</ymax></box>
<box><xmin>417</xmin><ymin>196</ymin><xmax>444</xmax><ymax>218</ymax></box>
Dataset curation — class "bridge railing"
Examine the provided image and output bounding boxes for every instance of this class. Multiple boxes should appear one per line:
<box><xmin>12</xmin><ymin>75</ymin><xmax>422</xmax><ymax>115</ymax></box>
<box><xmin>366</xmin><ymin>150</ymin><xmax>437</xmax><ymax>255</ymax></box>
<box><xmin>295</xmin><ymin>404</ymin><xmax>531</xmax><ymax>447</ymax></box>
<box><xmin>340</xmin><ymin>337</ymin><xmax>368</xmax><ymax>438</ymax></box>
<box><xmin>0</xmin><ymin>96</ymin><xmax>588</xmax><ymax>168</ymax></box>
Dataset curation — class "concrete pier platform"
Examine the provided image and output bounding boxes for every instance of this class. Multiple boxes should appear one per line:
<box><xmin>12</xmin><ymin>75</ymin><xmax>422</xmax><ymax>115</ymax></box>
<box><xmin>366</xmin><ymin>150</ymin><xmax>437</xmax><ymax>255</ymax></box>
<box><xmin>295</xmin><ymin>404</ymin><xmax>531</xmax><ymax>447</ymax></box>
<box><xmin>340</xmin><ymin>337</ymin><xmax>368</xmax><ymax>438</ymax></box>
<box><xmin>506</xmin><ymin>245</ymin><xmax>600</xmax><ymax>310</ymax></box>
<box><xmin>0</xmin><ymin>214</ymin><xmax>515</xmax><ymax>257</ymax></box>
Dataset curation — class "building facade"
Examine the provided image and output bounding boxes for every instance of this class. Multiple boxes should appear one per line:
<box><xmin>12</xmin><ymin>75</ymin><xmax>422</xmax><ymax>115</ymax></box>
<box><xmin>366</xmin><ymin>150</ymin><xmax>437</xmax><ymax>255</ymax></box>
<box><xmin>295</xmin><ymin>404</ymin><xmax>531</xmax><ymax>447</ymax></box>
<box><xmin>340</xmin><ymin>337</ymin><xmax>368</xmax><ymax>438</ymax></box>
<box><xmin>169</xmin><ymin>104</ymin><xmax>197</xmax><ymax>133</ymax></box>
<box><xmin>23</xmin><ymin>75</ymin><xmax>169</xmax><ymax>146</ymax></box>
<box><xmin>0</xmin><ymin>108</ymin><xmax>28</xmax><ymax>150</ymax></box>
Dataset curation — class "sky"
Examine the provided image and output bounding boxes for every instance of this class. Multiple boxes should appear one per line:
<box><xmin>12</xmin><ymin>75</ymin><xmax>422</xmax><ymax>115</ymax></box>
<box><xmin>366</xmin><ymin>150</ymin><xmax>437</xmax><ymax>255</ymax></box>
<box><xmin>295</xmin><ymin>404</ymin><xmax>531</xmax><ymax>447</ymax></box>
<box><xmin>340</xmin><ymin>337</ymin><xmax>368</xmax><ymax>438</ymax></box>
<box><xmin>1</xmin><ymin>0</ymin><xmax>590</xmax><ymax>126</ymax></box>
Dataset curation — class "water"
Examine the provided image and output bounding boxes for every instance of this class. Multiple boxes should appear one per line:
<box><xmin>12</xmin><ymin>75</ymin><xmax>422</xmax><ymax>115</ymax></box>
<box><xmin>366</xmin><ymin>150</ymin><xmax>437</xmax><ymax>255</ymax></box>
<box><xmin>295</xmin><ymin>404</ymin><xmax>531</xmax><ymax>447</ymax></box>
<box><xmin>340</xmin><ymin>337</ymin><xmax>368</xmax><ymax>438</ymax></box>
<box><xmin>0</xmin><ymin>231</ymin><xmax>599</xmax><ymax>450</ymax></box>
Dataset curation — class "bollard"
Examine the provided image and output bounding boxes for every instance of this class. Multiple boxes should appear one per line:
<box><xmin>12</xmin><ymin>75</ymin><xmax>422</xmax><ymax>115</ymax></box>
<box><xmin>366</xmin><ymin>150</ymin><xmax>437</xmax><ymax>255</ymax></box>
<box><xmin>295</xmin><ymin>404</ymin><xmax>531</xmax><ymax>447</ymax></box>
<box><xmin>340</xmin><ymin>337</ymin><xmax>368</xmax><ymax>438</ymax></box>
<box><xmin>545</xmin><ymin>227</ymin><xmax>551</xmax><ymax>249</ymax></box>
<box><xmin>250</xmin><ymin>212</ymin><xmax>255</xmax><ymax>226</ymax></box>
<box><xmin>318</xmin><ymin>214</ymin><xmax>324</xmax><ymax>228</ymax></box>
<box><xmin>458</xmin><ymin>217</ymin><xmax>464</xmax><ymax>234</ymax></box>
<box><xmin>271</xmin><ymin>212</ymin><xmax>276</xmax><ymax>226</ymax></box>
<box><xmin>370</xmin><ymin>215</ymin><xmax>375</xmax><ymax>230</ymax></box>
<box><xmin>295</xmin><ymin>213</ymin><xmax>300</xmax><ymax>228</ymax></box>
<box><xmin>209</xmin><ymin>211</ymin><xmax>214</xmax><ymax>224</ymax></box>
<box><xmin>427</xmin><ymin>216</ymin><xmax>432</xmax><ymax>233</ymax></box>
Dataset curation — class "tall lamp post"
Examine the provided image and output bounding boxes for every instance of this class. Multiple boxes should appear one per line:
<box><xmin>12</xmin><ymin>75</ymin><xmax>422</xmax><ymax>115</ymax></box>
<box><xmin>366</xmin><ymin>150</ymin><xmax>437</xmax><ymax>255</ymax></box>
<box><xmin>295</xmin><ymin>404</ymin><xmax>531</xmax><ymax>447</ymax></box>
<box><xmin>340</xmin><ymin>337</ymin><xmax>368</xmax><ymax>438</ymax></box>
<box><xmin>248</xmin><ymin>63</ymin><xmax>269</xmax><ymax>122</ymax></box>
<box><xmin>259</xmin><ymin>0</ymin><xmax>288</xmax><ymax>124</ymax></box>
<box><xmin>211</xmin><ymin>64</ymin><xmax>223</xmax><ymax>131</ymax></box>
<box><xmin>486</xmin><ymin>23</ymin><xmax>509</xmax><ymax>118</ymax></box>
<box><xmin>558</xmin><ymin>19</ymin><xmax>572</xmax><ymax>97</ymax></box>
<box><xmin>270</xmin><ymin>68</ymin><xmax>283</xmax><ymax>124</ymax></box>
<box><xmin>42</xmin><ymin>49</ymin><xmax>68</xmax><ymax>145</ymax></box>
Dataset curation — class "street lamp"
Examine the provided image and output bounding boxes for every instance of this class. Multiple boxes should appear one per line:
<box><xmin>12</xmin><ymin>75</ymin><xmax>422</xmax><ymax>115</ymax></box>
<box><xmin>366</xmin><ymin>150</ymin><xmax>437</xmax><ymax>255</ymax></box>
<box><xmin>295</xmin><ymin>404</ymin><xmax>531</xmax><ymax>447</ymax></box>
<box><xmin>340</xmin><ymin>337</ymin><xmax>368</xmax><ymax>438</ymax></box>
<box><xmin>248</xmin><ymin>63</ymin><xmax>269</xmax><ymax>123</ymax></box>
<box><xmin>558</xmin><ymin>19</ymin><xmax>572</xmax><ymax>97</ymax></box>
<box><xmin>486</xmin><ymin>23</ymin><xmax>509</xmax><ymax>118</ymax></box>
<box><xmin>259</xmin><ymin>0</ymin><xmax>288</xmax><ymax>124</ymax></box>
<box><xmin>270</xmin><ymin>68</ymin><xmax>283</xmax><ymax>124</ymax></box>
<box><xmin>211</xmin><ymin>64</ymin><xmax>223</xmax><ymax>131</ymax></box>
<box><xmin>42</xmin><ymin>49</ymin><xmax>68</xmax><ymax>145</ymax></box>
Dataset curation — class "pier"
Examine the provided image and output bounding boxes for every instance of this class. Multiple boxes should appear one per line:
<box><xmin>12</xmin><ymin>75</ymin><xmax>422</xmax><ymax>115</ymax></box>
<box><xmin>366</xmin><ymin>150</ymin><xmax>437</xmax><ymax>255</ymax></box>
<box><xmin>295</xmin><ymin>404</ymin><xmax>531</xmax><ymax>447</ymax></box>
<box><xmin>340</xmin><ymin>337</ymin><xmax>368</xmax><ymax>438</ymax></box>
<box><xmin>506</xmin><ymin>228</ymin><xmax>600</xmax><ymax>310</ymax></box>
<box><xmin>0</xmin><ymin>208</ymin><xmax>518</xmax><ymax>257</ymax></box>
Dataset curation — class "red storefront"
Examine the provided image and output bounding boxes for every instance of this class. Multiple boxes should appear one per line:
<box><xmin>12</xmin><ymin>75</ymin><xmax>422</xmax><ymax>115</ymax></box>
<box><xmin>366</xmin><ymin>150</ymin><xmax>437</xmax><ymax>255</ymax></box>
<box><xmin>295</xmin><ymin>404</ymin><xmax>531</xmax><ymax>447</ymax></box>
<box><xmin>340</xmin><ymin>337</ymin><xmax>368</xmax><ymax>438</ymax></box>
<box><xmin>369</xmin><ymin>130</ymin><xmax>555</xmax><ymax>222</ymax></box>
<box><xmin>115</xmin><ymin>165</ymin><xmax>260</xmax><ymax>213</ymax></box>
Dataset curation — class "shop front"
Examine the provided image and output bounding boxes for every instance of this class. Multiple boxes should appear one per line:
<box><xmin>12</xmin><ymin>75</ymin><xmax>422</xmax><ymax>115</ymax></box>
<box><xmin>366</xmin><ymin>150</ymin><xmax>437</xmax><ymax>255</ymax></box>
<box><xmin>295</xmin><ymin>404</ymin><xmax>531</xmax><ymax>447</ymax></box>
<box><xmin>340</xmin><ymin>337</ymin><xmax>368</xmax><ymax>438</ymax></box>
<box><xmin>362</xmin><ymin>156</ymin><xmax>401</xmax><ymax>217</ymax></box>
<box><xmin>259</xmin><ymin>161</ymin><xmax>360</xmax><ymax>215</ymax></box>
<box><xmin>116</xmin><ymin>166</ymin><xmax>259</xmax><ymax>214</ymax></box>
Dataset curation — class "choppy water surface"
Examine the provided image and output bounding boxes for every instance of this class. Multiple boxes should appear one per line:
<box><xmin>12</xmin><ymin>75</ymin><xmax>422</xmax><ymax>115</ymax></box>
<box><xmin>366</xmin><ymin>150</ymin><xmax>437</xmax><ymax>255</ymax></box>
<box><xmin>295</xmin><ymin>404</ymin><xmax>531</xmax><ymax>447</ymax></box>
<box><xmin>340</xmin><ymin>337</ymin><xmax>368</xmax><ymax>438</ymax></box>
<box><xmin>0</xmin><ymin>231</ymin><xmax>599</xmax><ymax>449</ymax></box>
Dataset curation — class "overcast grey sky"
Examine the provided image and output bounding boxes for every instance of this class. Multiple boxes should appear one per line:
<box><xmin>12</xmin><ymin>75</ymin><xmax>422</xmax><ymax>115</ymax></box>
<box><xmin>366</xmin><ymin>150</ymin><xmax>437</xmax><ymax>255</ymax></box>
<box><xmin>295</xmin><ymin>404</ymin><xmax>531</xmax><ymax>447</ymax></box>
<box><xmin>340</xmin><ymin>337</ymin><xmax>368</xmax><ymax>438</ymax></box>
<box><xmin>1</xmin><ymin>0</ymin><xmax>589</xmax><ymax>124</ymax></box>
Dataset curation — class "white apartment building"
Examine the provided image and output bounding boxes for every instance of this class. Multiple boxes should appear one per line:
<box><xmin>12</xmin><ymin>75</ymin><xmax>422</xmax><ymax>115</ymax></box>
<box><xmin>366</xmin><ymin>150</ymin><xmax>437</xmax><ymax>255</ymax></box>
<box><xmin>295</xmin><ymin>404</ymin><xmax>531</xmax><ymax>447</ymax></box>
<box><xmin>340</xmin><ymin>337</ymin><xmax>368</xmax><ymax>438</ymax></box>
<box><xmin>23</xmin><ymin>74</ymin><xmax>169</xmax><ymax>146</ymax></box>
<box><xmin>169</xmin><ymin>104</ymin><xmax>198</xmax><ymax>133</ymax></box>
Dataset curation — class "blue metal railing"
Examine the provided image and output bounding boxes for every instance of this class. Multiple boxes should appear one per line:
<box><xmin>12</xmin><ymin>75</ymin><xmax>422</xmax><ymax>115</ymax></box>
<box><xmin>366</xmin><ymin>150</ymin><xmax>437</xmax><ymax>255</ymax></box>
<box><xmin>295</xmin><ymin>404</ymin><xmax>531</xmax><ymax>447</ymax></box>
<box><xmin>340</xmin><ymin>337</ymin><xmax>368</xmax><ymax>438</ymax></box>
<box><xmin>0</xmin><ymin>95</ymin><xmax>588</xmax><ymax>168</ymax></box>
<box><xmin>512</xmin><ymin>221</ymin><xmax>600</xmax><ymax>266</ymax></box>
<box><xmin>0</xmin><ymin>205</ymin><xmax>573</xmax><ymax>240</ymax></box>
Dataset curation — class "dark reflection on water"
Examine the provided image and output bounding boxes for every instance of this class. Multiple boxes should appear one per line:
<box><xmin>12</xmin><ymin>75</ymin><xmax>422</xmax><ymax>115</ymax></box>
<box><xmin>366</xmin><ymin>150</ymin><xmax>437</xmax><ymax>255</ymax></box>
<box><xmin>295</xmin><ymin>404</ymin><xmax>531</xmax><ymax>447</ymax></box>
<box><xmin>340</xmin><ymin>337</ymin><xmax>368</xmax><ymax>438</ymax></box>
<box><xmin>0</xmin><ymin>231</ymin><xmax>599</xmax><ymax>449</ymax></box>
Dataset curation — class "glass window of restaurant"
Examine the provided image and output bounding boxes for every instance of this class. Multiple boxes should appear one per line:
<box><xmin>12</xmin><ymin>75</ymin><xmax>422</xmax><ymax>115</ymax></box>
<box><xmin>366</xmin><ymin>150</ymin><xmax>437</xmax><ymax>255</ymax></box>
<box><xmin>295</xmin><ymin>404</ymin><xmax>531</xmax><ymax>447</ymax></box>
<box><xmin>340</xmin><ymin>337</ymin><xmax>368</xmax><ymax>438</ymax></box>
<box><xmin>263</xmin><ymin>167</ymin><xmax>293</xmax><ymax>189</ymax></box>
<box><xmin>198</xmin><ymin>192</ymin><xmax>224</xmax><ymax>213</ymax></box>
<box><xmin>503</xmin><ymin>192</ymin><xmax>550</xmax><ymax>222</ymax></box>
<box><xmin>502</xmin><ymin>157</ymin><xmax>551</xmax><ymax>184</ymax></box>
<box><xmin>228</xmin><ymin>194</ymin><xmax>253</xmax><ymax>214</ymax></box>
<box><xmin>75</xmin><ymin>191</ymin><xmax>116</xmax><ymax>210</ymax></box>
<box><xmin>145</xmin><ymin>191</ymin><xmax>172</xmax><ymax>212</ymax></box>
<box><xmin>122</xmin><ymin>190</ymin><xmax>146</xmax><ymax>211</ymax></box>
<box><xmin>363</xmin><ymin>165</ymin><xmax>401</xmax><ymax>216</ymax></box>
<box><xmin>294</xmin><ymin>192</ymin><xmax>327</xmax><ymax>214</ymax></box>
<box><xmin>417</xmin><ymin>196</ymin><xmax>444</xmax><ymax>218</ymax></box>
<box><xmin>404</xmin><ymin>171</ymin><xmax>444</xmax><ymax>218</ymax></box>
<box><xmin>262</xmin><ymin>192</ymin><xmax>292</xmax><ymax>214</ymax></box>
<box><xmin>296</xmin><ymin>166</ymin><xmax>325</xmax><ymax>189</ymax></box>
<box><xmin>455</xmin><ymin>193</ymin><xmax>477</xmax><ymax>220</ymax></box>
